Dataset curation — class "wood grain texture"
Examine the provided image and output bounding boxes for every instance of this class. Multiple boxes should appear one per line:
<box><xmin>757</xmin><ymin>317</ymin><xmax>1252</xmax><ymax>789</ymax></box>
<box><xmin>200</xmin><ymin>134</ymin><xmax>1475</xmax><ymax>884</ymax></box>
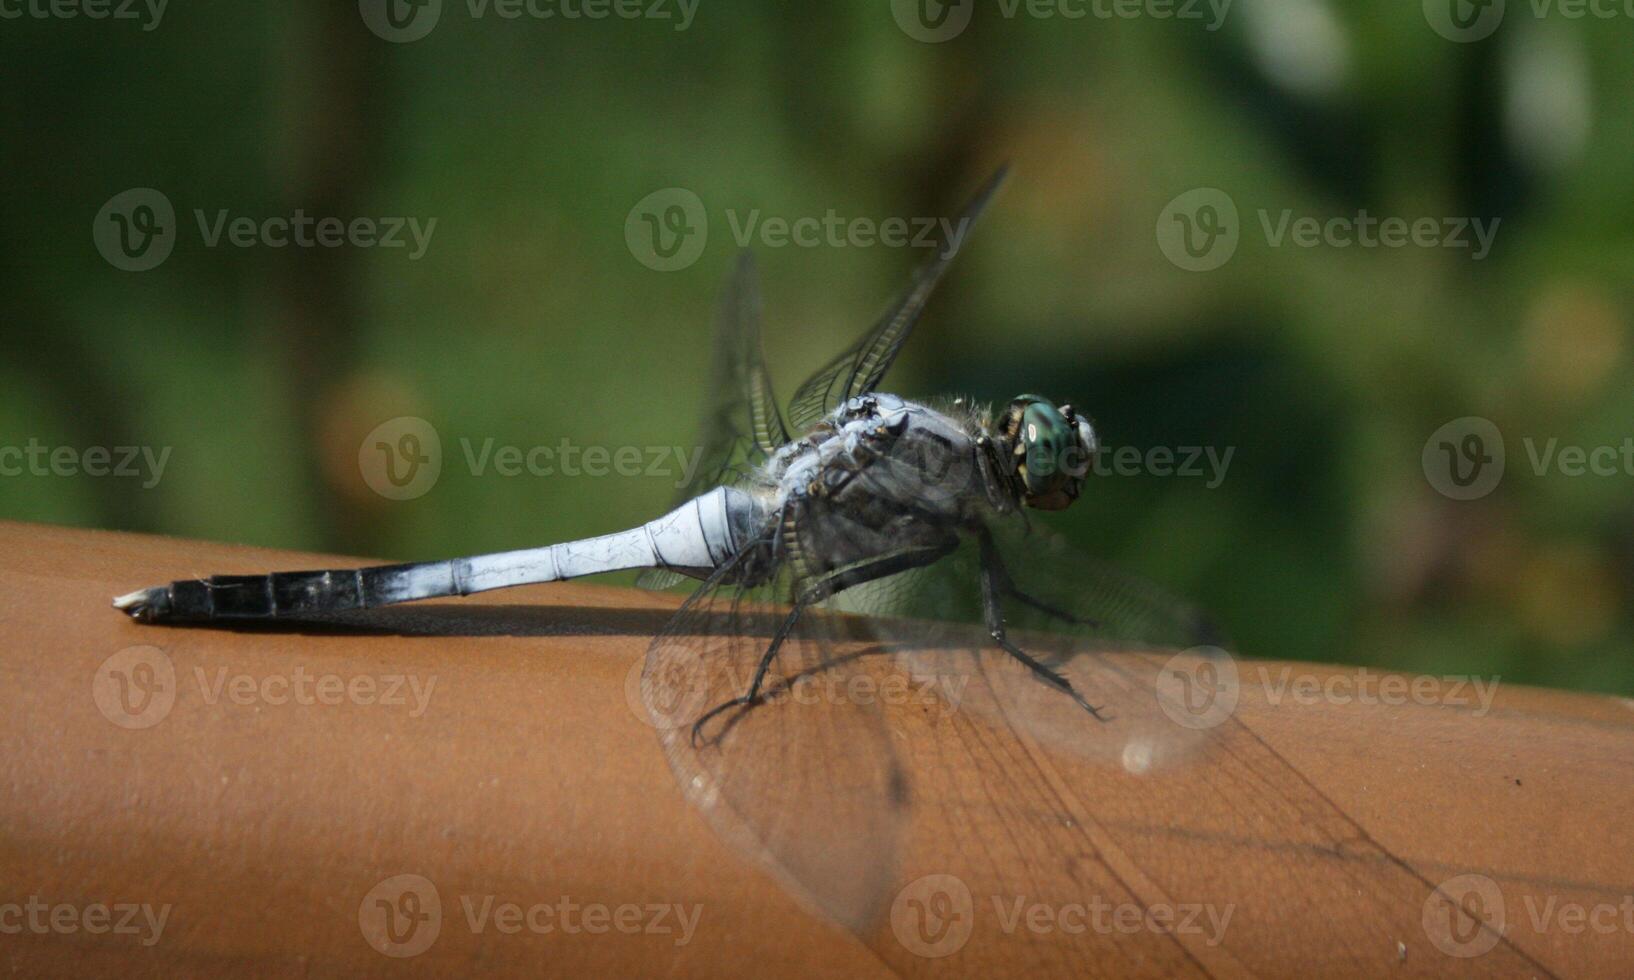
<box><xmin>1</xmin><ymin>520</ymin><xmax>1630</xmax><ymax>977</ymax></box>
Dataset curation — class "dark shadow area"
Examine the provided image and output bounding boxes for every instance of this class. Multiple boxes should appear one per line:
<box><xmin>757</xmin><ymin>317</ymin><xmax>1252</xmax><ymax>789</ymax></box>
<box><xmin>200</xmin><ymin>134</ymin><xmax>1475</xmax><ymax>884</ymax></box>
<box><xmin>166</xmin><ymin>602</ymin><xmax>686</xmax><ymax>638</ymax></box>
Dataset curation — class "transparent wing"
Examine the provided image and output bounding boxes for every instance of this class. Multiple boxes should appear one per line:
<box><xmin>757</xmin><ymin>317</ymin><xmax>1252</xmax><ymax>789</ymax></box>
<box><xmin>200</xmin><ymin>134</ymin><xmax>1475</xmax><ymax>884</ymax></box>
<box><xmin>638</xmin><ymin>252</ymin><xmax>788</xmax><ymax>590</ymax></box>
<box><xmin>640</xmin><ymin>549</ymin><xmax>907</xmax><ymax>932</ymax></box>
<box><xmin>822</xmin><ymin>524</ymin><xmax>1513</xmax><ymax>974</ymax></box>
<box><xmin>832</xmin><ymin>512</ymin><xmax>1227</xmax><ymax>772</ymax></box>
<box><xmin>638</xmin><ymin>521</ymin><xmax>1466</xmax><ymax>972</ymax></box>
<box><xmin>785</xmin><ymin>166</ymin><xmax>1009</xmax><ymax>432</ymax></box>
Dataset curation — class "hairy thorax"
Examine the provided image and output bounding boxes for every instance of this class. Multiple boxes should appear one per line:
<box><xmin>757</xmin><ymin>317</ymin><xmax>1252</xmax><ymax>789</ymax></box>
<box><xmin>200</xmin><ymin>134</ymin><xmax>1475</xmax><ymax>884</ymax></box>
<box><xmin>755</xmin><ymin>394</ymin><xmax>994</xmax><ymax>577</ymax></box>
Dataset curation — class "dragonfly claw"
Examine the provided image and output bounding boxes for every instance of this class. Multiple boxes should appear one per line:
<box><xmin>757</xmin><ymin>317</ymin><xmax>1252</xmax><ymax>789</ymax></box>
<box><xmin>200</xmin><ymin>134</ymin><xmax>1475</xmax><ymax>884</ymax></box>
<box><xmin>690</xmin><ymin>696</ymin><xmax>751</xmax><ymax>748</ymax></box>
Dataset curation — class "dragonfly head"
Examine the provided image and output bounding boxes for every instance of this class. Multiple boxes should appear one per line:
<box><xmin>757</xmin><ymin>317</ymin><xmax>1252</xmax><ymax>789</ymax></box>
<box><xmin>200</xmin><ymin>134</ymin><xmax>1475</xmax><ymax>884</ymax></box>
<box><xmin>1001</xmin><ymin>395</ymin><xmax>1098</xmax><ymax>511</ymax></box>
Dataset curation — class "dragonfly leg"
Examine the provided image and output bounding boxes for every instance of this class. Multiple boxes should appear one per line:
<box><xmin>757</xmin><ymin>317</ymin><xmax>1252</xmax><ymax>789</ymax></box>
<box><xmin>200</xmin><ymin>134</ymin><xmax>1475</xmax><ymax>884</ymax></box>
<box><xmin>690</xmin><ymin>542</ymin><xmax>957</xmax><ymax>747</ymax></box>
<box><xmin>979</xmin><ymin>534</ymin><xmax>1109</xmax><ymax>721</ymax></box>
<box><xmin>690</xmin><ymin>603</ymin><xmax>806</xmax><ymax>748</ymax></box>
<box><xmin>1002</xmin><ymin>583</ymin><xmax>1101</xmax><ymax>629</ymax></box>
<box><xmin>979</xmin><ymin>527</ymin><xmax>1101</xmax><ymax>629</ymax></box>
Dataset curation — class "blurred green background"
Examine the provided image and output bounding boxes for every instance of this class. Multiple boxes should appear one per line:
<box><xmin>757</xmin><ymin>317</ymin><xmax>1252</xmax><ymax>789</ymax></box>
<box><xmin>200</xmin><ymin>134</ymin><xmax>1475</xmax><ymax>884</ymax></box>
<box><xmin>3</xmin><ymin>0</ymin><xmax>1631</xmax><ymax>695</ymax></box>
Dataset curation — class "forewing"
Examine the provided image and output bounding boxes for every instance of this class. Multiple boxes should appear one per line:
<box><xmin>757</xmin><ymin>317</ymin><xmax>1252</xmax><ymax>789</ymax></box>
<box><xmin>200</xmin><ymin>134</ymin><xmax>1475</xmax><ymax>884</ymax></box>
<box><xmin>640</xmin><ymin>554</ymin><xmax>907</xmax><ymax>932</ymax></box>
<box><xmin>785</xmin><ymin>166</ymin><xmax>1010</xmax><ymax>432</ymax></box>
<box><xmin>638</xmin><ymin>252</ymin><xmax>788</xmax><ymax>591</ymax></box>
<box><xmin>833</xmin><ymin>514</ymin><xmax>1226</xmax><ymax>771</ymax></box>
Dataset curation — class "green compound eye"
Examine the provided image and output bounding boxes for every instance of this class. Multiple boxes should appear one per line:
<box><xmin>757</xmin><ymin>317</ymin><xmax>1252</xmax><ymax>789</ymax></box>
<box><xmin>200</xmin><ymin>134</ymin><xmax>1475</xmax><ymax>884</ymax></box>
<box><xmin>1007</xmin><ymin>394</ymin><xmax>1094</xmax><ymax>511</ymax></box>
<box><xmin>1019</xmin><ymin>399</ymin><xmax>1072</xmax><ymax>496</ymax></box>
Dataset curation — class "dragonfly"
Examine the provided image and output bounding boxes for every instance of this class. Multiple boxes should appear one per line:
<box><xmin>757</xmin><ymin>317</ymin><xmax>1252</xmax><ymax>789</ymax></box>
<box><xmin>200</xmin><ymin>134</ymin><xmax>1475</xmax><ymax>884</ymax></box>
<box><xmin>113</xmin><ymin>167</ymin><xmax>1227</xmax><ymax>935</ymax></box>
